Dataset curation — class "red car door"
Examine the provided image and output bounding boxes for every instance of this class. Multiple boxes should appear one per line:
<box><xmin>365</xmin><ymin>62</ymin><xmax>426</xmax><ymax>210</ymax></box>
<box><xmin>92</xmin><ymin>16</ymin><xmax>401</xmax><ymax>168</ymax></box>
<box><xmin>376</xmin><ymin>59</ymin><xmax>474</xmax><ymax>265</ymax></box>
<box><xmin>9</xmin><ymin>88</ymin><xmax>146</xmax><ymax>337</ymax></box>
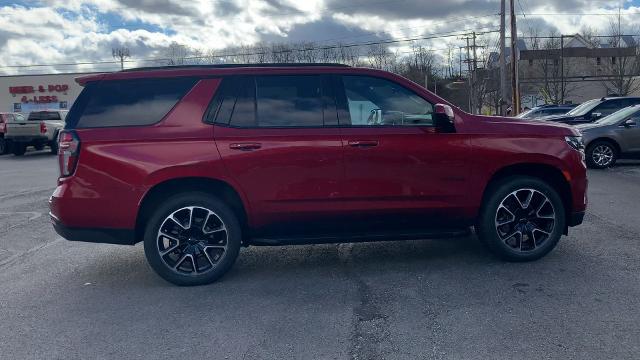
<box><xmin>336</xmin><ymin>75</ymin><xmax>472</xmax><ymax>227</ymax></box>
<box><xmin>213</xmin><ymin>75</ymin><xmax>344</xmax><ymax>233</ymax></box>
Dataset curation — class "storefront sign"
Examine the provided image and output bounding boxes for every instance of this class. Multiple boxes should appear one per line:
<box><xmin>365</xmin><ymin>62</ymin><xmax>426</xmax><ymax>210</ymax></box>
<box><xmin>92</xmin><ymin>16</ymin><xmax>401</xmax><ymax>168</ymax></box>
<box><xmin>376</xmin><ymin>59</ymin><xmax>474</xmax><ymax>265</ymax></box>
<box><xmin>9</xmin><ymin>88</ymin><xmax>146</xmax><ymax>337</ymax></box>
<box><xmin>8</xmin><ymin>84</ymin><xmax>70</xmax><ymax>104</ymax></box>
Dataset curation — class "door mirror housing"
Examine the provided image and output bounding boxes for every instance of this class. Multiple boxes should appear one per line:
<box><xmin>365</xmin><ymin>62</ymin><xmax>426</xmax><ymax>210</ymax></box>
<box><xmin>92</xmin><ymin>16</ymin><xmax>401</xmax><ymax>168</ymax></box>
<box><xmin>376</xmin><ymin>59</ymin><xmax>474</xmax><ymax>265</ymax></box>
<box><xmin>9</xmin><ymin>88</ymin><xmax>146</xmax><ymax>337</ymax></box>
<box><xmin>434</xmin><ymin>104</ymin><xmax>456</xmax><ymax>133</ymax></box>
<box><xmin>367</xmin><ymin>109</ymin><xmax>383</xmax><ymax>125</ymax></box>
<box><xmin>591</xmin><ymin>112</ymin><xmax>602</xmax><ymax>120</ymax></box>
<box><xmin>622</xmin><ymin>118</ymin><xmax>637</xmax><ymax>127</ymax></box>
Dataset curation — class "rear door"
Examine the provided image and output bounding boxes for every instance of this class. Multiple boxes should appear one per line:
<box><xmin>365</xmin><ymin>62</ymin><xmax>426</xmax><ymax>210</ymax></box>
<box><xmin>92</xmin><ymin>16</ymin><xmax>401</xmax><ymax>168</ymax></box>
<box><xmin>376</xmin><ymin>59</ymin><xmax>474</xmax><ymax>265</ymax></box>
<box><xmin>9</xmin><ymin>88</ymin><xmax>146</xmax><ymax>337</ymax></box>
<box><xmin>212</xmin><ymin>75</ymin><xmax>344</xmax><ymax>233</ymax></box>
<box><xmin>336</xmin><ymin>75</ymin><xmax>471</xmax><ymax>229</ymax></box>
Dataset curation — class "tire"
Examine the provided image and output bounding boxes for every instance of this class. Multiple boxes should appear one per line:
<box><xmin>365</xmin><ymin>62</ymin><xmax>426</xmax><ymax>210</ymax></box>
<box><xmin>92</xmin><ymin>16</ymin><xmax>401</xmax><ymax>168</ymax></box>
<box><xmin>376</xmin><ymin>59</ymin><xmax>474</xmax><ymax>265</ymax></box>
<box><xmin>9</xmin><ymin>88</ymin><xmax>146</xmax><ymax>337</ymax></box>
<box><xmin>143</xmin><ymin>192</ymin><xmax>242</xmax><ymax>286</ymax></box>
<box><xmin>586</xmin><ymin>140</ymin><xmax>617</xmax><ymax>169</ymax></box>
<box><xmin>476</xmin><ymin>176</ymin><xmax>565</xmax><ymax>262</ymax></box>
<box><xmin>0</xmin><ymin>137</ymin><xmax>7</xmax><ymax>155</ymax></box>
<box><xmin>12</xmin><ymin>144</ymin><xmax>26</xmax><ymax>156</ymax></box>
<box><xmin>49</xmin><ymin>138</ymin><xmax>59</xmax><ymax>155</ymax></box>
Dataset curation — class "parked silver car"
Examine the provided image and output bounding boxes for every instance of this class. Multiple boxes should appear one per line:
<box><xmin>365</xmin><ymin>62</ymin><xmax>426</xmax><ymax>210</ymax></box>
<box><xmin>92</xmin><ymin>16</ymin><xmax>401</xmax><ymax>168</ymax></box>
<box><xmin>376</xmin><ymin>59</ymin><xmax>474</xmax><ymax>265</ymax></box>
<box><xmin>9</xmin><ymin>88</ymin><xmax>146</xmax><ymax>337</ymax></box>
<box><xmin>576</xmin><ymin>105</ymin><xmax>640</xmax><ymax>168</ymax></box>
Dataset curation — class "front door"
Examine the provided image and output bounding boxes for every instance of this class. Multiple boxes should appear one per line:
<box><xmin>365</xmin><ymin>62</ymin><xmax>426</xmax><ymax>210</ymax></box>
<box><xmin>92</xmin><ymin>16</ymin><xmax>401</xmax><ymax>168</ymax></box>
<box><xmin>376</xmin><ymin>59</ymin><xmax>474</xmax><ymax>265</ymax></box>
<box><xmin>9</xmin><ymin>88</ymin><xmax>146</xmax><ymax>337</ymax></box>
<box><xmin>336</xmin><ymin>75</ymin><xmax>471</xmax><ymax>229</ymax></box>
<box><xmin>213</xmin><ymin>75</ymin><xmax>343</xmax><ymax>234</ymax></box>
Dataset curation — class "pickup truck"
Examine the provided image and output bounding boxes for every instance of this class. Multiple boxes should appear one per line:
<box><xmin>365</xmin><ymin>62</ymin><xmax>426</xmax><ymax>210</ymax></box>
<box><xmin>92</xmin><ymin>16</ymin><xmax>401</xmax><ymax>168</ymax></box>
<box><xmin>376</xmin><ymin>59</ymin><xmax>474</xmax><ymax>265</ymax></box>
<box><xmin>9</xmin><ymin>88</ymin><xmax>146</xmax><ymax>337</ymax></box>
<box><xmin>0</xmin><ymin>112</ymin><xmax>16</xmax><ymax>154</ymax></box>
<box><xmin>5</xmin><ymin>110</ymin><xmax>67</xmax><ymax>156</ymax></box>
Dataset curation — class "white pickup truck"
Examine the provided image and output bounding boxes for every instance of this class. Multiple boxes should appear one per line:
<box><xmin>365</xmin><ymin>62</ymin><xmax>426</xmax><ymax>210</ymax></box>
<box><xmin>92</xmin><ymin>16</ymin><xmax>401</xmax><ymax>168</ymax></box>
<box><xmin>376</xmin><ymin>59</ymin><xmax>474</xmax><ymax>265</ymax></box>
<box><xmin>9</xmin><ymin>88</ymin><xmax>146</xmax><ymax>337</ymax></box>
<box><xmin>5</xmin><ymin>110</ymin><xmax>67</xmax><ymax>156</ymax></box>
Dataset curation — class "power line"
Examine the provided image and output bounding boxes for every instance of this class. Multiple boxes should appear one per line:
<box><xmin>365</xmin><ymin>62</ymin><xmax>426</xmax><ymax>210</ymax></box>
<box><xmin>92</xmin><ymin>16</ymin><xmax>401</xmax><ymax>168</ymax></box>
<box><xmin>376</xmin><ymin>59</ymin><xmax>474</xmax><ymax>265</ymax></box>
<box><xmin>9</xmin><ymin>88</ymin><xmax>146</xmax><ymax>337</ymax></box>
<box><xmin>0</xmin><ymin>28</ymin><xmax>500</xmax><ymax>70</ymax></box>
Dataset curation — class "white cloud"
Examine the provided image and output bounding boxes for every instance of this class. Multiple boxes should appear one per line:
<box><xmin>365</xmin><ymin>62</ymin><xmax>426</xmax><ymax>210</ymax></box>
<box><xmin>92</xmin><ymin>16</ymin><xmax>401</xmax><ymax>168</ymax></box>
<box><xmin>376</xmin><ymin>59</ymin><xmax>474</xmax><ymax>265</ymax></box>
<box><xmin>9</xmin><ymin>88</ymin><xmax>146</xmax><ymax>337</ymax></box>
<box><xmin>0</xmin><ymin>0</ymin><xmax>638</xmax><ymax>74</ymax></box>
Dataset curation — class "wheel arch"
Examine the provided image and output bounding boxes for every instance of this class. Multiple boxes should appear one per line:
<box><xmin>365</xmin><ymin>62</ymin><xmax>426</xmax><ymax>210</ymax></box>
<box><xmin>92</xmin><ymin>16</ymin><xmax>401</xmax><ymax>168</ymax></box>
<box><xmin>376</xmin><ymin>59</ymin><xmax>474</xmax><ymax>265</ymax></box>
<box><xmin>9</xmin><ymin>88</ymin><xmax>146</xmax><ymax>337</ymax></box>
<box><xmin>481</xmin><ymin>163</ymin><xmax>572</xmax><ymax>232</ymax></box>
<box><xmin>586</xmin><ymin>137</ymin><xmax>621</xmax><ymax>154</ymax></box>
<box><xmin>135</xmin><ymin>177</ymin><xmax>249</xmax><ymax>244</ymax></box>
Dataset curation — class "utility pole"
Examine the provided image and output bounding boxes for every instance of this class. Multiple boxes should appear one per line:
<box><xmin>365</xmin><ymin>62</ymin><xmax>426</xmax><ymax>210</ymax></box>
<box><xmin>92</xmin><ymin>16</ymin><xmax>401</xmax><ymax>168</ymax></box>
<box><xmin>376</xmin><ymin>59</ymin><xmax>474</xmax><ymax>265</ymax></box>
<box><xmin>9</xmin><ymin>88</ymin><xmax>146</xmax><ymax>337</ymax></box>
<box><xmin>560</xmin><ymin>35</ymin><xmax>564</xmax><ymax>103</ymax></box>
<box><xmin>112</xmin><ymin>47</ymin><xmax>130</xmax><ymax>71</ymax></box>
<box><xmin>509</xmin><ymin>0</ymin><xmax>520</xmax><ymax>115</ymax></box>
<box><xmin>466</xmin><ymin>36</ymin><xmax>474</xmax><ymax>113</ymax></box>
<box><xmin>472</xmin><ymin>31</ymin><xmax>479</xmax><ymax>113</ymax></box>
<box><xmin>459</xmin><ymin>47</ymin><xmax>463</xmax><ymax>77</ymax></box>
<box><xmin>499</xmin><ymin>0</ymin><xmax>507</xmax><ymax>115</ymax></box>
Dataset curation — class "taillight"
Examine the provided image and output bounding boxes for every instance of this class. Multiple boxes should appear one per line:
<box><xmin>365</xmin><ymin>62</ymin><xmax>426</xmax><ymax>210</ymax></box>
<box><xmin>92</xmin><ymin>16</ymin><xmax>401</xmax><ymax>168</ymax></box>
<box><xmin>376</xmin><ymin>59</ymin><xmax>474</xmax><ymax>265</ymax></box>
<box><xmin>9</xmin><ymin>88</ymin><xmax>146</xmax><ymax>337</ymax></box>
<box><xmin>58</xmin><ymin>130</ymin><xmax>80</xmax><ymax>177</ymax></box>
<box><xmin>40</xmin><ymin>121</ymin><xmax>47</xmax><ymax>134</ymax></box>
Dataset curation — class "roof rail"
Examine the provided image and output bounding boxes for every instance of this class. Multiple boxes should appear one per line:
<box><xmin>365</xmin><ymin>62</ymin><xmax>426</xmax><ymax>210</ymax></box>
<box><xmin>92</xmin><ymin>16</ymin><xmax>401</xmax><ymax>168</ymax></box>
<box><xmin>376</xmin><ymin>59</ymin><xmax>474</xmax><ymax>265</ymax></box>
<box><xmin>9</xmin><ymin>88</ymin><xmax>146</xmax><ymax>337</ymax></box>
<box><xmin>121</xmin><ymin>63</ymin><xmax>351</xmax><ymax>72</ymax></box>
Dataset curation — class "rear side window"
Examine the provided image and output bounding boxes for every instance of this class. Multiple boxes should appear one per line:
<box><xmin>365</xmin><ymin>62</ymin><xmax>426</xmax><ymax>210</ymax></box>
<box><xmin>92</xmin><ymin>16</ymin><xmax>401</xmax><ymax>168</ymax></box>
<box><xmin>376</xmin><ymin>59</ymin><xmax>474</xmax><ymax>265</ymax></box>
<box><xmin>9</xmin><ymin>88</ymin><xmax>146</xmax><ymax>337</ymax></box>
<box><xmin>69</xmin><ymin>78</ymin><xmax>197</xmax><ymax>128</ymax></box>
<box><xmin>210</xmin><ymin>75</ymin><xmax>331</xmax><ymax>128</ymax></box>
<box><xmin>255</xmin><ymin>75</ymin><xmax>323</xmax><ymax>127</ymax></box>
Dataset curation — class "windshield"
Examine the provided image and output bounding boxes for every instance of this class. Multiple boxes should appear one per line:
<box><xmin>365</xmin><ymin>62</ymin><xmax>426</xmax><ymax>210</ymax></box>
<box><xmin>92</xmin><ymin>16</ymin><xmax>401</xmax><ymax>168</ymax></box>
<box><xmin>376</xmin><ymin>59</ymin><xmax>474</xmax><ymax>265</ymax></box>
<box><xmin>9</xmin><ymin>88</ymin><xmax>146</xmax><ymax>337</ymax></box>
<box><xmin>566</xmin><ymin>99</ymin><xmax>601</xmax><ymax>116</ymax></box>
<box><xmin>595</xmin><ymin>106</ymin><xmax>640</xmax><ymax>125</ymax></box>
<box><xmin>515</xmin><ymin>109</ymin><xmax>534</xmax><ymax>118</ymax></box>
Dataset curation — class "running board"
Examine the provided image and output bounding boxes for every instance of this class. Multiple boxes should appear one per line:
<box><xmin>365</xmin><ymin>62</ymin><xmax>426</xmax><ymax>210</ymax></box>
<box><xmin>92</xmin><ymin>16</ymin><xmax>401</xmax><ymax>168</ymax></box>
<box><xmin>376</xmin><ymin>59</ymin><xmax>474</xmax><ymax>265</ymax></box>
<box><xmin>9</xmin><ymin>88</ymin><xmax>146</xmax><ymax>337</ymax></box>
<box><xmin>248</xmin><ymin>227</ymin><xmax>472</xmax><ymax>246</ymax></box>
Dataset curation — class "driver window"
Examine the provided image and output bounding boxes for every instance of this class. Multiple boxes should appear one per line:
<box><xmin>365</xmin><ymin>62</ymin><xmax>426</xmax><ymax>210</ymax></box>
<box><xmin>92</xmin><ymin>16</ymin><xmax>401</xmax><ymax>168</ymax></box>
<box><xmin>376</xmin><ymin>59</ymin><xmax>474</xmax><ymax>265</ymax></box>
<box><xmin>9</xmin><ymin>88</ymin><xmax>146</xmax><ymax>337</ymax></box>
<box><xmin>342</xmin><ymin>76</ymin><xmax>434</xmax><ymax>126</ymax></box>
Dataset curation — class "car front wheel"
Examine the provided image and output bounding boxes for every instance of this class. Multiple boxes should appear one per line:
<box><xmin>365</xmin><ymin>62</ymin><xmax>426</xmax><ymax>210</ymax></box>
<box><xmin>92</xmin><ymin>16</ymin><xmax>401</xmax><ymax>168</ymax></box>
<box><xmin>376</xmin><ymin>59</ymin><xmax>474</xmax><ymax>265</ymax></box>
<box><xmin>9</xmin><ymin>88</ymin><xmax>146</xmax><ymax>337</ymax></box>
<box><xmin>586</xmin><ymin>140</ymin><xmax>617</xmax><ymax>169</ymax></box>
<box><xmin>143</xmin><ymin>192</ymin><xmax>242</xmax><ymax>286</ymax></box>
<box><xmin>476</xmin><ymin>176</ymin><xmax>565</xmax><ymax>262</ymax></box>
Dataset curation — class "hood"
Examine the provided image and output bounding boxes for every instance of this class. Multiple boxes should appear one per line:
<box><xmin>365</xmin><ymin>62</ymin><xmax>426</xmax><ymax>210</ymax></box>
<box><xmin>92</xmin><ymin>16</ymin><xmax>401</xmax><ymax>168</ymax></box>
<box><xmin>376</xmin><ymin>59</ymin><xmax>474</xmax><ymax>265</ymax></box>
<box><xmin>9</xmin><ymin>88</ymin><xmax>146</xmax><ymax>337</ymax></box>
<box><xmin>574</xmin><ymin>122</ymin><xmax>605</xmax><ymax>131</ymax></box>
<box><xmin>462</xmin><ymin>115</ymin><xmax>579</xmax><ymax>136</ymax></box>
<box><xmin>540</xmin><ymin>114</ymin><xmax>580</xmax><ymax>120</ymax></box>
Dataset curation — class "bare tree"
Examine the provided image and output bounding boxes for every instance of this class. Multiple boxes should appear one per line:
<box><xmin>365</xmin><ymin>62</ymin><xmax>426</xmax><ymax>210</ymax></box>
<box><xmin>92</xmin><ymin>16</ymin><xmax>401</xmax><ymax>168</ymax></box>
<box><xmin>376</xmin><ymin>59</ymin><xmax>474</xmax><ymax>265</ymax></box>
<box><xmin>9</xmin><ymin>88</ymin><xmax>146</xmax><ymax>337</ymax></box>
<box><xmin>165</xmin><ymin>42</ymin><xmax>189</xmax><ymax>66</ymax></box>
<box><xmin>600</xmin><ymin>19</ymin><xmax>640</xmax><ymax>96</ymax></box>
<box><xmin>112</xmin><ymin>47</ymin><xmax>130</xmax><ymax>70</ymax></box>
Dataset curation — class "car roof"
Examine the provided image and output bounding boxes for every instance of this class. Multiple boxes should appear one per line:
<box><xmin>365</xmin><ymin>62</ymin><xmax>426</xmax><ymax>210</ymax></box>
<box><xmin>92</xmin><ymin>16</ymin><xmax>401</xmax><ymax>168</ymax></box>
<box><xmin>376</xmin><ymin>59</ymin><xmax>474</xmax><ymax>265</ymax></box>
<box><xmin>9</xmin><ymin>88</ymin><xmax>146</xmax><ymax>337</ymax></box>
<box><xmin>602</xmin><ymin>96</ymin><xmax>640</xmax><ymax>101</ymax></box>
<box><xmin>75</xmin><ymin>64</ymin><xmax>385</xmax><ymax>85</ymax></box>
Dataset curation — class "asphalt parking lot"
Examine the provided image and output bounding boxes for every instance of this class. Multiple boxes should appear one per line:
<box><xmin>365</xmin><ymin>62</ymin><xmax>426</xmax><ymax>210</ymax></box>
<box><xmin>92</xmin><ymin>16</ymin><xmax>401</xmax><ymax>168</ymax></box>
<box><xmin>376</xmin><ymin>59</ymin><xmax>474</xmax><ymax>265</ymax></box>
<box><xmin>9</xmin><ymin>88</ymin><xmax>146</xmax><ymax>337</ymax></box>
<box><xmin>1</xmin><ymin>151</ymin><xmax>639</xmax><ymax>359</ymax></box>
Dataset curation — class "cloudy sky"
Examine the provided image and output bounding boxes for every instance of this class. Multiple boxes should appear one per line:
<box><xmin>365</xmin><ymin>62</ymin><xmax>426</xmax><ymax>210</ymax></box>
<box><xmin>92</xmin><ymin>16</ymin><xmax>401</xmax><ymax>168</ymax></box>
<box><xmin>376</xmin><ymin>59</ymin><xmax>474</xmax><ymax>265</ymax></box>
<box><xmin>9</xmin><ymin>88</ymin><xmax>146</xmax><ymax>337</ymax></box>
<box><xmin>0</xmin><ymin>0</ymin><xmax>639</xmax><ymax>74</ymax></box>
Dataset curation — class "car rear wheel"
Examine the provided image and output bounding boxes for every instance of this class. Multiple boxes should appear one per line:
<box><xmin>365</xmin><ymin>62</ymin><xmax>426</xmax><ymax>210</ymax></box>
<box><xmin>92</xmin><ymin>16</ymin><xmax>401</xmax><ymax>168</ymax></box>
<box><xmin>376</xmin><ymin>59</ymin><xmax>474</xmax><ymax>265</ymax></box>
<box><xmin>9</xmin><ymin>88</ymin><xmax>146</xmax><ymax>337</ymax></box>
<box><xmin>49</xmin><ymin>138</ymin><xmax>59</xmax><ymax>155</ymax></box>
<box><xmin>143</xmin><ymin>192</ymin><xmax>241</xmax><ymax>286</ymax></box>
<box><xmin>586</xmin><ymin>140</ymin><xmax>617</xmax><ymax>169</ymax></box>
<box><xmin>476</xmin><ymin>176</ymin><xmax>565</xmax><ymax>262</ymax></box>
<box><xmin>12</xmin><ymin>144</ymin><xmax>26</xmax><ymax>156</ymax></box>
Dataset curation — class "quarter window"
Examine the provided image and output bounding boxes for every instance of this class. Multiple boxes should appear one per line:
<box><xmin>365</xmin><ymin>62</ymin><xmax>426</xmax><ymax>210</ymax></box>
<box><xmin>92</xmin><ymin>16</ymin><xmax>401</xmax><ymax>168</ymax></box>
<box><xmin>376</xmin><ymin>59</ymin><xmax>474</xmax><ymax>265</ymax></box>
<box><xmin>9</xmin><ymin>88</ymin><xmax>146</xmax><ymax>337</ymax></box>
<box><xmin>72</xmin><ymin>77</ymin><xmax>197</xmax><ymax>128</ymax></box>
<box><xmin>341</xmin><ymin>76</ymin><xmax>434</xmax><ymax>126</ymax></box>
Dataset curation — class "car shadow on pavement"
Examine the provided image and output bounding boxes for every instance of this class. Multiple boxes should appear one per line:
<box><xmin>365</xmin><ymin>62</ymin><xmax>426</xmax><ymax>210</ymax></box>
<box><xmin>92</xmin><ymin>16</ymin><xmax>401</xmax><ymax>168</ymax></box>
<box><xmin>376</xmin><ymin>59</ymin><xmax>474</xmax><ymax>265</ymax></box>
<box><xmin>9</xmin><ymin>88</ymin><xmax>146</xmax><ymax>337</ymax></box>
<box><xmin>66</xmin><ymin>235</ymin><xmax>494</xmax><ymax>290</ymax></box>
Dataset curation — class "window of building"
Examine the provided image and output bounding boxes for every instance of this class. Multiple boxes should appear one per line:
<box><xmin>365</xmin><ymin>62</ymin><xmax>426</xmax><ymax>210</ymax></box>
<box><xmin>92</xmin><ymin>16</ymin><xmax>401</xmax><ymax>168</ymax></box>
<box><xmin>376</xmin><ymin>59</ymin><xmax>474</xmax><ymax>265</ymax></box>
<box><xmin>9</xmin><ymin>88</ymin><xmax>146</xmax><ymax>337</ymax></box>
<box><xmin>596</xmin><ymin>57</ymin><xmax>601</xmax><ymax>65</ymax></box>
<box><xmin>612</xmin><ymin>57</ymin><xmax>617</xmax><ymax>65</ymax></box>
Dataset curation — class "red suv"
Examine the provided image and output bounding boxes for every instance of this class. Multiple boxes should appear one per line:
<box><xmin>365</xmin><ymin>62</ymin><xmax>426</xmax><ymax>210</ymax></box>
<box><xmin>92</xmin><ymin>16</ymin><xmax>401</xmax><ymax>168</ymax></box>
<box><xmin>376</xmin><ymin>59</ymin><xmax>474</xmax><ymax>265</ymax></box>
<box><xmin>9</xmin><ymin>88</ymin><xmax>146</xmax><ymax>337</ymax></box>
<box><xmin>50</xmin><ymin>64</ymin><xmax>587</xmax><ymax>286</ymax></box>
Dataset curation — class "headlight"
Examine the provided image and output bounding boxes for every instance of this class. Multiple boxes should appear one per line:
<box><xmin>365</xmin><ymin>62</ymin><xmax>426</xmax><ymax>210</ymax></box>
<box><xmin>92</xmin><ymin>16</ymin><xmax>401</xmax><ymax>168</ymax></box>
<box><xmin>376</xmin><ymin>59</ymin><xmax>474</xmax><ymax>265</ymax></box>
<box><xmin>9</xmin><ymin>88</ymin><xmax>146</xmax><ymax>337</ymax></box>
<box><xmin>565</xmin><ymin>136</ymin><xmax>584</xmax><ymax>151</ymax></box>
<box><xmin>565</xmin><ymin>136</ymin><xmax>585</xmax><ymax>163</ymax></box>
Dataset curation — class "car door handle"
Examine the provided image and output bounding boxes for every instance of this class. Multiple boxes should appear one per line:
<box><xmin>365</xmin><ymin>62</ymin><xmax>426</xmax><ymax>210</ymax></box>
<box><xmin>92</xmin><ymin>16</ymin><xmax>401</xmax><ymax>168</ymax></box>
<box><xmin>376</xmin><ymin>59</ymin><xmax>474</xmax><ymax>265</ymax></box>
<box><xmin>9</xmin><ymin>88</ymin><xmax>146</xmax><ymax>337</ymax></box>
<box><xmin>348</xmin><ymin>140</ymin><xmax>378</xmax><ymax>148</ymax></box>
<box><xmin>229</xmin><ymin>142</ymin><xmax>262</xmax><ymax>151</ymax></box>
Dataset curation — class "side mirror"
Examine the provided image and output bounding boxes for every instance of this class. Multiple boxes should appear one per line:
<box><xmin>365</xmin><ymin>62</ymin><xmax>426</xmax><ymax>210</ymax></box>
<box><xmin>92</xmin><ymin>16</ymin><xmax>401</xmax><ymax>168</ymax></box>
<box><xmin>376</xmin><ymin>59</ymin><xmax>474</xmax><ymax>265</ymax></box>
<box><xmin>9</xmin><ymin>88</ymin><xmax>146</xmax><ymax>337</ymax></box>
<box><xmin>434</xmin><ymin>103</ymin><xmax>456</xmax><ymax>132</ymax></box>
<box><xmin>367</xmin><ymin>109</ymin><xmax>383</xmax><ymax>125</ymax></box>
<box><xmin>591</xmin><ymin>112</ymin><xmax>602</xmax><ymax>120</ymax></box>
<box><xmin>622</xmin><ymin>118</ymin><xmax>637</xmax><ymax>127</ymax></box>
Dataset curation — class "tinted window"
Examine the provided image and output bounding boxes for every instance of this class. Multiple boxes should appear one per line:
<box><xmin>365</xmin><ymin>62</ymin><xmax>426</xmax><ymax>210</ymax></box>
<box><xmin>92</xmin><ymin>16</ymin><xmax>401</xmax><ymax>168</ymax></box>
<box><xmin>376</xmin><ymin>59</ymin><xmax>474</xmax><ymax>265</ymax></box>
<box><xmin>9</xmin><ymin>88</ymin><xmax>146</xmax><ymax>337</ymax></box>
<box><xmin>228</xmin><ymin>77</ymin><xmax>257</xmax><ymax>127</ymax></box>
<box><xmin>342</xmin><ymin>76</ymin><xmax>433</xmax><ymax>126</ymax></box>
<box><xmin>595</xmin><ymin>100</ymin><xmax>627</xmax><ymax>117</ymax></box>
<box><xmin>254</xmin><ymin>75</ymin><xmax>323</xmax><ymax>127</ymax></box>
<box><xmin>547</xmin><ymin>108</ymin><xmax>571</xmax><ymax>115</ymax></box>
<box><xmin>73</xmin><ymin>78</ymin><xmax>197</xmax><ymax>128</ymax></box>
<box><xmin>28</xmin><ymin>111</ymin><xmax>61</xmax><ymax>121</ymax></box>
<box><xmin>205</xmin><ymin>78</ymin><xmax>235</xmax><ymax>125</ymax></box>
